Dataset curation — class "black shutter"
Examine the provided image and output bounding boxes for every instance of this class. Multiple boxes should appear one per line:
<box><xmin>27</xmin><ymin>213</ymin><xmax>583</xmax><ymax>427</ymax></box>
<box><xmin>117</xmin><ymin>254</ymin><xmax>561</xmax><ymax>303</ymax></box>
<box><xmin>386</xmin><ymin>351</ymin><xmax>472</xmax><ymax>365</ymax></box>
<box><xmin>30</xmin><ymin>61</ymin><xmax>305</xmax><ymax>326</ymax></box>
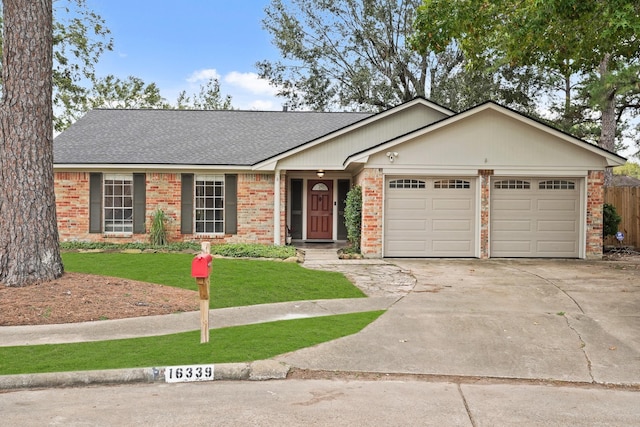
<box><xmin>181</xmin><ymin>174</ymin><xmax>194</xmax><ymax>234</ymax></box>
<box><xmin>89</xmin><ymin>173</ymin><xmax>102</xmax><ymax>233</ymax></box>
<box><xmin>225</xmin><ymin>174</ymin><xmax>237</xmax><ymax>234</ymax></box>
<box><xmin>133</xmin><ymin>173</ymin><xmax>146</xmax><ymax>234</ymax></box>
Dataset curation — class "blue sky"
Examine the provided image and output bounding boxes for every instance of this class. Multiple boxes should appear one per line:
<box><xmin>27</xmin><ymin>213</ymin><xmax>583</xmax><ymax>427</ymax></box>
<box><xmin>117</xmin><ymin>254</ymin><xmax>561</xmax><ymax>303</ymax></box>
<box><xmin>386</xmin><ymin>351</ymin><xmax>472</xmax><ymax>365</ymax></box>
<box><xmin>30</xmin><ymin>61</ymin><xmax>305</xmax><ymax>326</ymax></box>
<box><xmin>86</xmin><ymin>0</ymin><xmax>284</xmax><ymax>110</ymax></box>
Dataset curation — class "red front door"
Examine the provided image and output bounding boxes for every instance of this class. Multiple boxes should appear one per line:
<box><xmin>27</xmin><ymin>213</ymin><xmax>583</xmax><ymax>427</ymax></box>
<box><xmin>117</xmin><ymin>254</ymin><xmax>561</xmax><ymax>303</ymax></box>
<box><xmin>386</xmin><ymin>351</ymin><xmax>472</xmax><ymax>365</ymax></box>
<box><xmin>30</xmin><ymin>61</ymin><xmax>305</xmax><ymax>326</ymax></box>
<box><xmin>307</xmin><ymin>180</ymin><xmax>333</xmax><ymax>240</ymax></box>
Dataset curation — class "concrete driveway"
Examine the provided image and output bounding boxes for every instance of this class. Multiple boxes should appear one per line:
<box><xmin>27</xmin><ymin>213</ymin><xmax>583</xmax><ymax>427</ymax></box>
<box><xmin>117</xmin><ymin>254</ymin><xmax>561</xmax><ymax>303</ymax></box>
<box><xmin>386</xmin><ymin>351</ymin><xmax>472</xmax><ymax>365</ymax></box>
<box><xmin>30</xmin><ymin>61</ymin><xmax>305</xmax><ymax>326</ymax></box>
<box><xmin>278</xmin><ymin>259</ymin><xmax>640</xmax><ymax>386</ymax></box>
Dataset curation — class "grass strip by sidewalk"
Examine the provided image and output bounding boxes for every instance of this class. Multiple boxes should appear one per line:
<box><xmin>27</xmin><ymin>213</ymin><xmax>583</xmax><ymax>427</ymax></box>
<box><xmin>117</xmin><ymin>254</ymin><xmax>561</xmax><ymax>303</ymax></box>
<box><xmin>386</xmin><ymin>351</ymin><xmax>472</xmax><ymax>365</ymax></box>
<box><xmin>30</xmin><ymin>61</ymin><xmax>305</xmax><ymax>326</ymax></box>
<box><xmin>62</xmin><ymin>253</ymin><xmax>365</xmax><ymax>308</ymax></box>
<box><xmin>0</xmin><ymin>311</ymin><xmax>384</xmax><ymax>375</ymax></box>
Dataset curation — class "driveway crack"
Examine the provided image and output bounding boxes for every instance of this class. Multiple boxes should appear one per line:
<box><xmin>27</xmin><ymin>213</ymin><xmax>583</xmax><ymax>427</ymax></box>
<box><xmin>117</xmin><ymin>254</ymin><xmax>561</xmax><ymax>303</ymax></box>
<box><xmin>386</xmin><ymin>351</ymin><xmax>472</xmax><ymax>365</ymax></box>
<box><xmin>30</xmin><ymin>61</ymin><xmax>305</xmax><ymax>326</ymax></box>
<box><xmin>503</xmin><ymin>264</ymin><xmax>585</xmax><ymax>314</ymax></box>
<box><xmin>457</xmin><ymin>384</ymin><xmax>477</xmax><ymax>427</ymax></box>
<box><xmin>562</xmin><ymin>314</ymin><xmax>595</xmax><ymax>383</ymax></box>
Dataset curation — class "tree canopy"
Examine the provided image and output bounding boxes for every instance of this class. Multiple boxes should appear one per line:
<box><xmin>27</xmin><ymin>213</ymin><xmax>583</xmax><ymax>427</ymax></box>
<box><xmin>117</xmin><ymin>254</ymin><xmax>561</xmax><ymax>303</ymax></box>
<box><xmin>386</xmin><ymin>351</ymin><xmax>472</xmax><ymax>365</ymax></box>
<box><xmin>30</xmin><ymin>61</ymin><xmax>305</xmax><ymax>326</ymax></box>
<box><xmin>258</xmin><ymin>0</ymin><xmax>537</xmax><ymax>112</ymax></box>
<box><xmin>1</xmin><ymin>0</ymin><xmax>114</xmax><ymax>131</ymax></box>
<box><xmin>412</xmin><ymin>0</ymin><xmax>640</xmax><ymax>156</ymax></box>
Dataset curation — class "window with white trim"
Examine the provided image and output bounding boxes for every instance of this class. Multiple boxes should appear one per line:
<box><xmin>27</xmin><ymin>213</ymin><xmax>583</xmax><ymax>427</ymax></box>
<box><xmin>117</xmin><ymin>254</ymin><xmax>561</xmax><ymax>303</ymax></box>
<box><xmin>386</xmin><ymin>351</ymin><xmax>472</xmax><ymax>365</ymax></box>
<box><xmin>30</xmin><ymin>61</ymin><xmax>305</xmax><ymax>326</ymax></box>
<box><xmin>389</xmin><ymin>179</ymin><xmax>426</xmax><ymax>189</ymax></box>
<box><xmin>434</xmin><ymin>179</ymin><xmax>470</xmax><ymax>189</ymax></box>
<box><xmin>195</xmin><ymin>175</ymin><xmax>224</xmax><ymax>233</ymax></box>
<box><xmin>104</xmin><ymin>174</ymin><xmax>133</xmax><ymax>233</ymax></box>
<box><xmin>494</xmin><ymin>180</ymin><xmax>530</xmax><ymax>189</ymax></box>
<box><xmin>539</xmin><ymin>180</ymin><xmax>575</xmax><ymax>190</ymax></box>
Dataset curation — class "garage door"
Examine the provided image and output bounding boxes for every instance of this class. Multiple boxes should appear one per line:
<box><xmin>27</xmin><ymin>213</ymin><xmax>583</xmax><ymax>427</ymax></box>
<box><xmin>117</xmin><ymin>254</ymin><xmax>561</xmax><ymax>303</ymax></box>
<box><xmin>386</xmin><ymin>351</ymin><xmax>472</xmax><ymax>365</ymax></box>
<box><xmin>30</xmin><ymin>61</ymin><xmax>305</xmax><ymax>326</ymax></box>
<box><xmin>385</xmin><ymin>177</ymin><xmax>476</xmax><ymax>257</ymax></box>
<box><xmin>491</xmin><ymin>178</ymin><xmax>581</xmax><ymax>257</ymax></box>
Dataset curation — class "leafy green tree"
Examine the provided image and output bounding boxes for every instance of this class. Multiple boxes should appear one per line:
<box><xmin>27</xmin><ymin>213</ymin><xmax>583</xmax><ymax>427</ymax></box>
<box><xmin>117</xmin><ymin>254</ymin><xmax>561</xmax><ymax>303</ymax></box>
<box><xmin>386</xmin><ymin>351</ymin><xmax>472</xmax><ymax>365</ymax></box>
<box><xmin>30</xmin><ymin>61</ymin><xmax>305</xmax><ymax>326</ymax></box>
<box><xmin>0</xmin><ymin>0</ymin><xmax>64</xmax><ymax>286</ymax></box>
<box><xmin>89</xmin><ymin>75</ymin><xmax>168</xmax><ymax>109</ymax></box>
<box><xmin>613</xmin><ymin>162</ymin><xmax>640</xmax><ymax>179</ymax></box>
<box><xmin>176</xmin><ymin>78</ymin><xmax>233</xmax><ymax>110</ymax></box>
<box><xmin>412</xmin><ymin>0</ymin><xmax>640</xmax><ymax>159</ymax></box>
<box><xmin>1</xmin><ymin>0</ymin><xmax>114</xmax><ymax>130</ymax></box>
<box><xmin>258</xmin><ymin>0</ymin><xmax>536</xmax><ymax>112</ymax></box>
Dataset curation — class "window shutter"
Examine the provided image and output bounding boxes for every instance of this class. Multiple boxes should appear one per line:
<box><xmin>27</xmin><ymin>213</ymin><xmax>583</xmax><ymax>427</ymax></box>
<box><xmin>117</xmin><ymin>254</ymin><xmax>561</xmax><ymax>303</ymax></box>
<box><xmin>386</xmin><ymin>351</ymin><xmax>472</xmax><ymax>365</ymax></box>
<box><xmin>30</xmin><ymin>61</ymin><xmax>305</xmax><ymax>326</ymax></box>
<box><xmin>181</xmin><ymin>173</ymin><xmax>194</xmax><ymax>234</ymax></box>
<box><xmin>89</xmin><ymin>173</ymin><xmax>102</xmax><ymax>233</ymax></box>
<box><xmin>225</xmin><ymin>174</ymin><xmax>237</xmax><ymax>234</ymax></box>
<box><xmin>133</xmin><ymin>173</ymin><xmax>146</xmax><ymax>234</ymax></box>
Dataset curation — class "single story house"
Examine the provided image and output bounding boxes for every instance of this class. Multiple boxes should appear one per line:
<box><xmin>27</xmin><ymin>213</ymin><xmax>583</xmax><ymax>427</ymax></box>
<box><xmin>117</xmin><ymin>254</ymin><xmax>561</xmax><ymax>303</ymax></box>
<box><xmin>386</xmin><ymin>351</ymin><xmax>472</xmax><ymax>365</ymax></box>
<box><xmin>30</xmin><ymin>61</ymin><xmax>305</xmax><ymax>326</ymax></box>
<box><xmin>53</xmin><ymin>97</ymin><xmax>625</xmax><ymax>258</ymax></box>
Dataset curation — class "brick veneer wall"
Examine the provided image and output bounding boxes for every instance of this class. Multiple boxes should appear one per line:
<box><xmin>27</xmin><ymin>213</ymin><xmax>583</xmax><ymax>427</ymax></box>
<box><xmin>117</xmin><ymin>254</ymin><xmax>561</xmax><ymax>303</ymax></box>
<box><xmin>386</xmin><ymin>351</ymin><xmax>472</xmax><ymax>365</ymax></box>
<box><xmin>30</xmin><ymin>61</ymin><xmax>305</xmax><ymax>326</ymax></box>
<box><xmin>55</xmin><ymin>172</ymin><xmax>92</xmax><ymax>242</ymax></box>
<box><xmin>586</xmin><ymin>170</ymin><xmax>604</xmax><ymax>259</ymax></box>
<box><xmin>234</xmin><ymin>173</ymin><xmax>275</xmax><ymax>244</ymax></box>
<box><xmin>479</xmin><ymin>174</ymin><xmax>491</xmax><ymax>259</ymax></box>
<box><xmin>54</xmin><ymin>172</ymin><xmax>277</xmax><ymax>245</ymax></box>
<box><xmin>356</xmin><ymin>168</ymin><xmax>384</xmax><ymax>257</ymax></box>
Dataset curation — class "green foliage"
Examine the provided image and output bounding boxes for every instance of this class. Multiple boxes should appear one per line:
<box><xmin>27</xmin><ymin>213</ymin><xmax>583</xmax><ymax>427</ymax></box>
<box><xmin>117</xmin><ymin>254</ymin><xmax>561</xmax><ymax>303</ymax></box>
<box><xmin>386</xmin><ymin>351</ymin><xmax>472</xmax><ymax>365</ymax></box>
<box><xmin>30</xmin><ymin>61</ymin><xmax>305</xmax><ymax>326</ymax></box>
<box><xmin>149</xmin><ymin>209</ymin><xmax>169</xmax><ymax>246</ymax></box>
<box><xmin>60</xmin><ymin>241</ymin><xmax>200</xmax><ymax>252</ymax></box>
<box><xmin>0</xmin><ymin>311</ymin><xmax>385</xmax><ymax>375</ymax></box>
<box><xmin>412</xmin><ymin>0</ymin><xmax>640</xmax><ymax>154</ymax></box>
<box><xmin>176</xmin><ymin>78</ymin><xmax>233</xmax><ymax>110</ymax></box>
<box><xmin>344</xmin><ymin>185</ymin><xmax>362</xmax><ymax>252</ymax></box>
<box><xmin>209</xmin><ymin>243</ymin><xmax>296</xmax><ymax>259</ymax></box>
<box><xmin>61</xmin><ymin>253</ymin><xmax>364</xmax><ymax>308</ymax></box>
<box><xmin>89</xmin><ymin>75</ymin><xmax>169</xmax><ymax>109</ymax></box>
<box><xmin>603</xmin><ymin>203</ymin><xmax>622</xmax><ymax>238</ymax></box>
<box><xmin>613</xmin><ymin>162</ymin><xmax>640</xmax><ymax>178</ymax></box>
<box><xmin>258</xmin><ymin>0</ymin><xmax>532</xmax><ymax>112</ymax></box>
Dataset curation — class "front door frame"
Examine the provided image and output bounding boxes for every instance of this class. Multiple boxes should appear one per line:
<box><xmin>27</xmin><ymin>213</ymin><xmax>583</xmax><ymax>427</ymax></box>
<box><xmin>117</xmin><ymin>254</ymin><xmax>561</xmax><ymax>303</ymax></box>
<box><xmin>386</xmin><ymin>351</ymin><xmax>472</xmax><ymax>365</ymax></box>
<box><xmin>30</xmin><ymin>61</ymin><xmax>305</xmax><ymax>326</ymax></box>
<box><xmin>306</xmin><ymin>179</ymin><xmax>334</xmax><ymax>240</ymax></box>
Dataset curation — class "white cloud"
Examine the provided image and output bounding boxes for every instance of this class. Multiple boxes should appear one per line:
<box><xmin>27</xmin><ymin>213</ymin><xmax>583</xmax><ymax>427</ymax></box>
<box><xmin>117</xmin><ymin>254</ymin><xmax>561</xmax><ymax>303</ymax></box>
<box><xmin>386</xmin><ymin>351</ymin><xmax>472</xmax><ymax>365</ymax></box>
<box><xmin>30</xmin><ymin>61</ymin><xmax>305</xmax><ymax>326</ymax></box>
<box><xmin>224</xmin><ymin>71</ymin><xmax>278</xmax><ymax>96</ymax></box>
<box><xmin>180</xmin><ymin>68</ymin><xmax>283</xmax><ymax>111</ymax></box>
<box><xmin>187</xmin><ymin>68</ymin><xmax>221</xmax><ymax>83</ymax></box>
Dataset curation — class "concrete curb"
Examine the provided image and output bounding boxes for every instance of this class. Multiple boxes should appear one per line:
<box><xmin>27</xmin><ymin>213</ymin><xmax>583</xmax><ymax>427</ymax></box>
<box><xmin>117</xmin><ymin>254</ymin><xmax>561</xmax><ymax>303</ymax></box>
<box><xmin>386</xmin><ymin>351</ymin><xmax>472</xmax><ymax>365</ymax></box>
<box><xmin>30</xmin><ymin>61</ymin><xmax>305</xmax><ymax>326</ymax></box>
<box><xmin>0</xmin><ymin>360</ymin><xmax>290</xmax><ymax>390</ymax></box>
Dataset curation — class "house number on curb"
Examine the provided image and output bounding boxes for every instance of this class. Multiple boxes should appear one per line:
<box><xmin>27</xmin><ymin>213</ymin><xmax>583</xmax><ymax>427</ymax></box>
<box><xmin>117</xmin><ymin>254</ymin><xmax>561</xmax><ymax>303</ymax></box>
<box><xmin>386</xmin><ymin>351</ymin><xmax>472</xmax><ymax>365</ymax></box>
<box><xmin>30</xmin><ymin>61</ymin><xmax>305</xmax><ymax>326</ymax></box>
<box><xmin>164</xmin><ymin>364</ymin><xmax>215</xmax><ymax>383</ymax></box>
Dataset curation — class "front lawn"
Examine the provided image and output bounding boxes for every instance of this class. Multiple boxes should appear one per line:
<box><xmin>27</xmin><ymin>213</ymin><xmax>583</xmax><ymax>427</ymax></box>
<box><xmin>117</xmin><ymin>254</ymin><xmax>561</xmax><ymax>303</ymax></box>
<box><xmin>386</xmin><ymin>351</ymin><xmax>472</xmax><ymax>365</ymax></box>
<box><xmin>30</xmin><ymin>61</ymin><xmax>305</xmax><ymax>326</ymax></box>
<box><xmin>62</xmin><ymin>252</ymin><xmax>365</xmax><ymax>308</ymax></box>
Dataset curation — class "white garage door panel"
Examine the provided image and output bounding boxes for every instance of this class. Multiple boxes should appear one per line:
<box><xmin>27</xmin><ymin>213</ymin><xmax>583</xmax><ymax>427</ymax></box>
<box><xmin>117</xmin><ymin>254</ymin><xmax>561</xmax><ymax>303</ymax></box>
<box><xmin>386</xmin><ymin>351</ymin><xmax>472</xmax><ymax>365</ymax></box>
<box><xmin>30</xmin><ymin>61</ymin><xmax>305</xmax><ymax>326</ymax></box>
<box><xmin>388</xmin><ymin>198</ymin><xmax>426</xmax><ymax>210</ymax></box>
<box><xmin>537</xmin><ymin>220</ymin><xmax>576</xmax><ymax>232</ymax></box>
<box><xmin>387</xmin><ymin>219</ymin><xmax>427</xmax><ymax>230</ymax></box>
<box><xmin>537</xmin><ymin>241</ymin><xmax>577</xmax><ymax>253</ymax></box>
<box><xmin>491</xmin><ymin>178</ymin><xmax>580</xmax><ymax>258</ymax></box>
<box><xmin>385</xmin><ymin>177</ymin><xmax>476</xmax><ymax>257</ymax></box>
<box><xmin>492</xmin><ymin>241</ymin><xmax>531</xmax><ymax>253</ymax></box>
<box><xmin>538</xmin><ymin>199</ymin><xmax>577</xmax><ymax>211</ymax></box>
<box><xmin>432</xmin><ymin>219</ymin><xmax>472</xmax><ymax>231</ymax></box>
<box><xmin>493</xmin><ymin>199</ymin><xmax>531</xmax><ymax>210</ymax></box>
<box><xmin>432</xmin><ymin>198</ymin><xmax>472</xmax><ymax>210</ymax></box>
<box><xmin>432</xmin><ymin>240</ymin><xmax>473</xmax><ymax>252</ymax></box>
<box><xmin>492</xmin><ymin>220</ymin><xmax>531</xmax><ymax>231</ymax></box>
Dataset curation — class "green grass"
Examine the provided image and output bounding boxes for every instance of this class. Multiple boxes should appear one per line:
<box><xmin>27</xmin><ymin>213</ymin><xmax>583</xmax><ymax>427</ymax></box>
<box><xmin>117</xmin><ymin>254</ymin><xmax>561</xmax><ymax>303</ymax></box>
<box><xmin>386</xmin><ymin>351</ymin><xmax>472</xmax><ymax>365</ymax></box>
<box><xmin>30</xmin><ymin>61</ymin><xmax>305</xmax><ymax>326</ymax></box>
<box><xmin>61</xmin><ymin>253</ymin><xmax>365</xmax><ymax>308</ymax></box>
<box><xmin>0</xmin><ymin>311</ymin><xmax>384</xmax><ymax>375</ymax></box>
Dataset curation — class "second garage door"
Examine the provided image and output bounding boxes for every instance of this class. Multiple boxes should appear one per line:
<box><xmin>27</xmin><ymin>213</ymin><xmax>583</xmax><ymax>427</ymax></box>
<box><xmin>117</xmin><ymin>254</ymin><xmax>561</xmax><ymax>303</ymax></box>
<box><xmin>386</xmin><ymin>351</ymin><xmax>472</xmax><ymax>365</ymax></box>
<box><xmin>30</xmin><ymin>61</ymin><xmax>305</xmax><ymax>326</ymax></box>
<box><xmin>385</xmin><ymin>177</ymin><xmax>476</xmax><ymax>257</ymax></box>
<box><xmin>491</xmin><ymin>178</ymin><xmax>581</xmax><ymax>258</ymax></box>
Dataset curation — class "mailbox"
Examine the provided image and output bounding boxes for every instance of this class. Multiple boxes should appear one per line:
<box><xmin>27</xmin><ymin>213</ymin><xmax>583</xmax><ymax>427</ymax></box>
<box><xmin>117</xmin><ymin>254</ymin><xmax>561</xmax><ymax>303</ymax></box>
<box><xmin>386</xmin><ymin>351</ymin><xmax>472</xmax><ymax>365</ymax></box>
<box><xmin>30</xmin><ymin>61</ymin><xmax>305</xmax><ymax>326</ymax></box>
<box><xmin>191</xmin><ymin>253</ymin><xmax>213</xmax><ymax>278</ymax></box>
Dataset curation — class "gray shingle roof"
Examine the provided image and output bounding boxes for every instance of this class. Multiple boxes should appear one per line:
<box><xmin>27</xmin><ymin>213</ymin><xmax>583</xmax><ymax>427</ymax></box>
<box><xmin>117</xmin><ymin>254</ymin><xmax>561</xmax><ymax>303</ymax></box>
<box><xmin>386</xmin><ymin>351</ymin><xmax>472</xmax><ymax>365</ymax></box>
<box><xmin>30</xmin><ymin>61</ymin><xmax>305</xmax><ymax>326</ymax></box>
<box><xmin>53</xmin><ymin>109</ymin><xmax>373</xmax><ymax>166</ymax></box>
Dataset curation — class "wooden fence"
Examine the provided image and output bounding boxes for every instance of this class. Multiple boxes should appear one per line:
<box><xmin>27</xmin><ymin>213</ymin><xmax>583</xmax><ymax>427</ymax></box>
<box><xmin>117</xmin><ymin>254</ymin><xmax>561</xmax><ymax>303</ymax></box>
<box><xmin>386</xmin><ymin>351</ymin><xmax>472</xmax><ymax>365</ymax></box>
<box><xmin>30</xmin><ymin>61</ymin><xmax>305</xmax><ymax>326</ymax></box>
<box><xmin>604</xmin><ymin>187</ymin><xmax>640</xmax><ymax>248</ymax></box>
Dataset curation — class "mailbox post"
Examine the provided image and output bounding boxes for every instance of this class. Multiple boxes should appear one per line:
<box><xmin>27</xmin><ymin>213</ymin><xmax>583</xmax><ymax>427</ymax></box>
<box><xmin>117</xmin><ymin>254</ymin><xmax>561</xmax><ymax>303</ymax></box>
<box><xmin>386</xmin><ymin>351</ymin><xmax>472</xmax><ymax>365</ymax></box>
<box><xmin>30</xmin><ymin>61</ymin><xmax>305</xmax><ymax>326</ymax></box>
<box><xmin>191</xmin><ymin>242</ymin><xmax>212</xmax><ymax>343</ymax></box>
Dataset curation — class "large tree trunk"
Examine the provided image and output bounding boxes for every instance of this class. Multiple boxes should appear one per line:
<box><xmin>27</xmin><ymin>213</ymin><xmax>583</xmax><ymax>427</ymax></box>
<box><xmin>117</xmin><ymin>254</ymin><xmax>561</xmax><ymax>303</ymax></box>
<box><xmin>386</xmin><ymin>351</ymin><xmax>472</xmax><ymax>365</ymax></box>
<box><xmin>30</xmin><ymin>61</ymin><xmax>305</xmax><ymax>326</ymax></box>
<box><xmin>0</xmin><ymin>0</ymin><xmax>63</xmax><ymax>287</ymax></box>
<box><xmin>598</xmin><ymin>53</ymin><xmax>617</xmax><ymax>187</ymax></box>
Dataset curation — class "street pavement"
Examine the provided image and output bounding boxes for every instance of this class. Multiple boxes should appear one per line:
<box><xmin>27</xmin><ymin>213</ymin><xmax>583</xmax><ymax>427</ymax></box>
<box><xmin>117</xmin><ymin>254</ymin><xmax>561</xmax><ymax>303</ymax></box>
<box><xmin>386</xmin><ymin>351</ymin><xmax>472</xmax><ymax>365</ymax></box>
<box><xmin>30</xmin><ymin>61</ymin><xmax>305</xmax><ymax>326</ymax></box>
<box><xmin>1</xmin><ymin>248</ymin><xmax>639</xmax><ymax>425</ymax></box>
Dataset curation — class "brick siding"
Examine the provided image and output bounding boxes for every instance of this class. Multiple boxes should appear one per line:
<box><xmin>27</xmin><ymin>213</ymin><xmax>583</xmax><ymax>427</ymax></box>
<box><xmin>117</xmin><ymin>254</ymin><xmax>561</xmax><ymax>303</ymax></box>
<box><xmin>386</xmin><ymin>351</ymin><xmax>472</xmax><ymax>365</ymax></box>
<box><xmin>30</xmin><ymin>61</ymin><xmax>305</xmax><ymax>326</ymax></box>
<box><xmin>356</xmin><ymin>168</ymin><xmax>383</xmax><ymax>257</ymax></box>
<box><xmin>54</xmin><ymin>172</ymin><xmax>276</xmax><ymax>245</ymax></box>
<box><xmin>586</xmin><ymin>170</ymin><xmax>604</xmax><ymax>259</ymax></box>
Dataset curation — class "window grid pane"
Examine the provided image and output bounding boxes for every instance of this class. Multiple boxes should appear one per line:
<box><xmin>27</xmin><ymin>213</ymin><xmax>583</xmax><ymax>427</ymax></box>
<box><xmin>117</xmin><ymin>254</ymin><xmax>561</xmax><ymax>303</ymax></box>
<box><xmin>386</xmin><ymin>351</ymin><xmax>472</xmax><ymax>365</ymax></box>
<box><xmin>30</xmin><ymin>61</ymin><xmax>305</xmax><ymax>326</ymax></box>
<box><xmin>389</xmin><ymin>179</ymin><xmax>425</xmax><ymax>189</ymax></box>
<box><xmin>494</xmin><ymin>180</ymin><xmax>530</xmax><ymax>189</ymax></box>
<box><xmin>434</xmin><ymin>179</ymin><xmax>470</xmax><ymax>189</ymax></box>
<box><xmin>195</xmin><ymin>176</ymin><xmax>224</xmax><ymax>234</ymax></box>
<box><xmin>539</xmin><ymin>180</ymin><xmax>575</xmax><ymax>190</ymax></box>
<box><xmin>104</xmin><ymin>176</ymin><xmax>133</xmax><ymax>233</ymax></box>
